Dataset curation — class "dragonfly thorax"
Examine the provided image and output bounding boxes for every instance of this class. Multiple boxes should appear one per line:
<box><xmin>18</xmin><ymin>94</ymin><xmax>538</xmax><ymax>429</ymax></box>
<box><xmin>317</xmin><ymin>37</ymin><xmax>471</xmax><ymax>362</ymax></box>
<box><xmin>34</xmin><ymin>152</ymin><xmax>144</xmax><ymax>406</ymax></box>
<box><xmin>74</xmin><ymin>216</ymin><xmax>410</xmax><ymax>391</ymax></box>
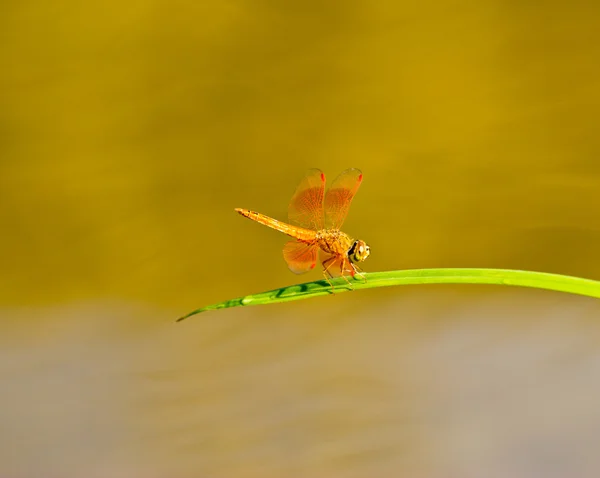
<box><xmin>315</xmin><ymin>229</ymin><xmax>353</xmax><ymax>256</ymax></box>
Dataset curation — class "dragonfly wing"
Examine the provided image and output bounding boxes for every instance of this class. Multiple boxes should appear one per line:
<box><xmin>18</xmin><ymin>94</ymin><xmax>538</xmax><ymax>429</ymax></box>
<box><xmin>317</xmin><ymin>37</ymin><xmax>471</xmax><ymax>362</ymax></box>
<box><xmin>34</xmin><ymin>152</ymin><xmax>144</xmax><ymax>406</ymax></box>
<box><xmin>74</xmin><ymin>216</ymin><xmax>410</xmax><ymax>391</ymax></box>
<box><xmin>283</xmin><ymin>240</ymin><xmax>319</xmax><ymax>274</ymax></box>
<box><xmin>324</xmin><ymin>168</ymin><xmax>363</xmax><ymax>229</ymax></box>
<box><xmin>288</xmin><ymin>168</ymin><xmax>325</xmax><ymax>231</ymax></box>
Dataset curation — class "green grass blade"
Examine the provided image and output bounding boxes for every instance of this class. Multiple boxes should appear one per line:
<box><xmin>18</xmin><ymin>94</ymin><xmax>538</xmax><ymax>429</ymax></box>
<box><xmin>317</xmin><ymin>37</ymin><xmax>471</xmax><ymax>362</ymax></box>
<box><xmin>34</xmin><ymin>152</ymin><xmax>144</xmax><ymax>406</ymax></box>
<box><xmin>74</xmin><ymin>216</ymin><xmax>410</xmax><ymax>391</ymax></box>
<box><xmin>177</xmin><ymin>268</ymin><xmax>600</xmax><ymax>321</ymax></box>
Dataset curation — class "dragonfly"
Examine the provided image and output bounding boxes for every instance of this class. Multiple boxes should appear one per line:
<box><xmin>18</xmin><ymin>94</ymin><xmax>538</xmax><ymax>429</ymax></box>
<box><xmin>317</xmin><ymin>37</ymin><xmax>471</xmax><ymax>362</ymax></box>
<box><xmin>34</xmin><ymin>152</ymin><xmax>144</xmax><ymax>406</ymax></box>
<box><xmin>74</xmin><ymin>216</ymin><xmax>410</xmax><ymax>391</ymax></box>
<box><xmin>235</xmin><ymin>168</ymin><xmax>370</xmax><ymax>286</ymax></box>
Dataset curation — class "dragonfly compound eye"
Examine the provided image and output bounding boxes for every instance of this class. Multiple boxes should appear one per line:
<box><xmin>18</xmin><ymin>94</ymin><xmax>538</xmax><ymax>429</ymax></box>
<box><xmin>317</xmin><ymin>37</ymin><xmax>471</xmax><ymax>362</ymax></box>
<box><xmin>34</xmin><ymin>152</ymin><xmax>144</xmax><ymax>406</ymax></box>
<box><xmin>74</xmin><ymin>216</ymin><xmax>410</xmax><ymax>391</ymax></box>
<box><xmin>349</xmin><ymin>240</ymin><xmax>370</xmax><ymax>263</ymax></box>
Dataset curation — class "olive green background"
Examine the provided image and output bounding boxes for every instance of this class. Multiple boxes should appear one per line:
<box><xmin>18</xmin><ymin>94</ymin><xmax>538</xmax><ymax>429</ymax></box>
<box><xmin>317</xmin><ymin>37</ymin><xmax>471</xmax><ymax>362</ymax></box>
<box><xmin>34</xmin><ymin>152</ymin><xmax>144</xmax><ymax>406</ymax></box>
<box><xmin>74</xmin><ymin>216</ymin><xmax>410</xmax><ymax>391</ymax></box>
<box><xmin>1</xmin><ymin>1</ymin><xmax>600</xmax><ymax>476</ymax></box>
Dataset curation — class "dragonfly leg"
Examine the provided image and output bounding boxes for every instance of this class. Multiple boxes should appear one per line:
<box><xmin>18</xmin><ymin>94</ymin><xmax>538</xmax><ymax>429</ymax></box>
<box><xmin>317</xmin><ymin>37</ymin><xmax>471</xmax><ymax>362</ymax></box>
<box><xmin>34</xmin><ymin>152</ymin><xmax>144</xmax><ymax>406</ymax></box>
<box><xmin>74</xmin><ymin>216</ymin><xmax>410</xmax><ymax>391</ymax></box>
<box><xmin>322</xmin><ymin>272</ymin><xmax>334</xmax><ymax>289</ymax></box>
<box><xmin>322</xmin><ymin>256</ymin><xmax>336</xmax><ymax>289</ymax></box>
<box><xmin>352</xmin><ymin>263</ymin><xmax>367</xmax><ymax>283</ymax></box>
<box><xmin>340</xmin><ymin>259</ymin><xmax>354</xmax><ymax>289</ymax></box>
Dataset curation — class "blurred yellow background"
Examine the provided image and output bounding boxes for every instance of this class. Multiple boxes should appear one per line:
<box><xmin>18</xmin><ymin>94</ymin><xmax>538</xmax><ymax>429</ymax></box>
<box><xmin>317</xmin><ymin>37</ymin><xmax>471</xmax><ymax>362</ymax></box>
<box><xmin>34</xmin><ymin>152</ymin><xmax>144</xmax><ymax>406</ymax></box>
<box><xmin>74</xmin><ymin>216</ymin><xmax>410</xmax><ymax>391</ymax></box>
<box><xmin>1</xmin><ymin>1</ymin><xmax>600</xmax><ymax>476</ymax></box>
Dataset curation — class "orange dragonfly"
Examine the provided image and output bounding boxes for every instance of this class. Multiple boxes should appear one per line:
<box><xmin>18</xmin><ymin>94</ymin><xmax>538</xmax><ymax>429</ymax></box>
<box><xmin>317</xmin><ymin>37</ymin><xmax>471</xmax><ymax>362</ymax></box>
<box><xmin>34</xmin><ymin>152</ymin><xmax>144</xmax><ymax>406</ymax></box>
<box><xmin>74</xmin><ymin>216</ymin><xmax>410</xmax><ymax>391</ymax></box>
<box><xmin>235</xmin><ymin>168</ymin><xmax>370</xmax><ymax>286</ymax></box>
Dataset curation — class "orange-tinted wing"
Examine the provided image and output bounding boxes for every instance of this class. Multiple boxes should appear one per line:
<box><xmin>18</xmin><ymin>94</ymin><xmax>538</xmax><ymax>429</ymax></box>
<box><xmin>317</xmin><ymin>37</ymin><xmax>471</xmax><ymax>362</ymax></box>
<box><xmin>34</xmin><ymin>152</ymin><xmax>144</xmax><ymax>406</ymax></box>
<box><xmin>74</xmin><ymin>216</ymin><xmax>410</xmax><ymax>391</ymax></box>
<box><xmin>283</xmin><ymin>240</ymin><xmax>319</xmax><ymax>274</ymax></box>
<box><xmin>319</xmin><ymin>250</ymin><xmax>354</xmax><ymax>278</ymax></box>
<box><xmin>288</xmin><ymin>168</ymin><xmax>325</xmax><ymax>231</ymax></box>
<box><xmin>324</xmin><ymin>168</ymin><xmax>363</xmax><ymax>230</ymax></box>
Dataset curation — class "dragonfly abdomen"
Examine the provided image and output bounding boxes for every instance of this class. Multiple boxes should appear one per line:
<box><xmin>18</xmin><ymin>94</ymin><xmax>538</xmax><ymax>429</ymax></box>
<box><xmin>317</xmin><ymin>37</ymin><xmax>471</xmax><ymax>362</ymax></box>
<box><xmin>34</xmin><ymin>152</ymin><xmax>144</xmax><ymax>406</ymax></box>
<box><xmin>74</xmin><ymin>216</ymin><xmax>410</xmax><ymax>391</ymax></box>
<box><xmin>235</xmin><ymin>208</ymin><xmax>316</xmax><ymax>242</ymax></box>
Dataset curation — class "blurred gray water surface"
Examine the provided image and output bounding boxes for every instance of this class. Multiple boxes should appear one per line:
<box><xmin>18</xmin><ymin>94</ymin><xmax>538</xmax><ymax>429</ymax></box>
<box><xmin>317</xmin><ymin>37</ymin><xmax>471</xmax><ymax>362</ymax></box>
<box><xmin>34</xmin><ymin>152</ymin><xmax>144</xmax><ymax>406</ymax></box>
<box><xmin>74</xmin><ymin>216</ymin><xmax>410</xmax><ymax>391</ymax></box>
<box><xmin>1</xmin><ymin>292</ymin><xmax>600</xmax><ymax>477</ymax></box>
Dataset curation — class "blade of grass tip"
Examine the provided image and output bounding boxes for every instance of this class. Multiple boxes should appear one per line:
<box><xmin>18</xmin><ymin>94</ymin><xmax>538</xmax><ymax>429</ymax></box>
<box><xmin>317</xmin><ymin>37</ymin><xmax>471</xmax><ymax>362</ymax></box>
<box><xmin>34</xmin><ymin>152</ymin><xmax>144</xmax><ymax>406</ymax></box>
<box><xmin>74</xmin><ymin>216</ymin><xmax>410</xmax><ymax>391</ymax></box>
<box><xmin>177</xmin><ymin>268</ymin><xmax>600</xmax><ymax>321</ymax></box>
<box><xmin>176</xmin><ymin>277</ymin><xmax>354</xmax><ymax>321</ymax></box>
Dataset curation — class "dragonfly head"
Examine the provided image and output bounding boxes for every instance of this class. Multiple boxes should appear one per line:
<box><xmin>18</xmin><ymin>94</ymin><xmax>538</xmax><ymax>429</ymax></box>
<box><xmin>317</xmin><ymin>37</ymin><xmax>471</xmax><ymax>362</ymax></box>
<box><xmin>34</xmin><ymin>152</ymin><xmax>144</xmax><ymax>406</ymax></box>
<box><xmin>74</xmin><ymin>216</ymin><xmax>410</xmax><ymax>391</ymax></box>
<box><xmin>348</xmin><ymin>239</ymin><xmax>370</xmax><ymax>263</ymax></box>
